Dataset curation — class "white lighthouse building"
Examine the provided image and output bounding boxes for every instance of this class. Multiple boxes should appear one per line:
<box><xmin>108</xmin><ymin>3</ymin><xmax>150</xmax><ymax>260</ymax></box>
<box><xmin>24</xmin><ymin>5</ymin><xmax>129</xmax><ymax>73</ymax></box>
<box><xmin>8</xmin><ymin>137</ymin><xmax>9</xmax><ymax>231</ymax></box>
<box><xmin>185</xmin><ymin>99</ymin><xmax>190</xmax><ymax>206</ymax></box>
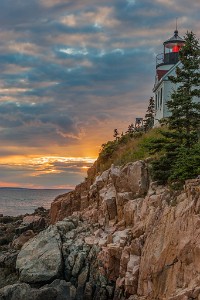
<box><xmin>153</xmin><ymin>29</ymin><xmax>185</xmax><ymax>125</ymax></box>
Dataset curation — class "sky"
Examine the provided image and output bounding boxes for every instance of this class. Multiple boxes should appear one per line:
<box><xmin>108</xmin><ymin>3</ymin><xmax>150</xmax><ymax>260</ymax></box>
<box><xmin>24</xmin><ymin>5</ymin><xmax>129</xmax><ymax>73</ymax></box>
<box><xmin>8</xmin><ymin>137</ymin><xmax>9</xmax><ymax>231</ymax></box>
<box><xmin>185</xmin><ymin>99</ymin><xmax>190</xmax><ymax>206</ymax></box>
<box><xmin>0</xmin><ymin>0</ymin><xmax>199</xmax><ymax>189</ymax></box>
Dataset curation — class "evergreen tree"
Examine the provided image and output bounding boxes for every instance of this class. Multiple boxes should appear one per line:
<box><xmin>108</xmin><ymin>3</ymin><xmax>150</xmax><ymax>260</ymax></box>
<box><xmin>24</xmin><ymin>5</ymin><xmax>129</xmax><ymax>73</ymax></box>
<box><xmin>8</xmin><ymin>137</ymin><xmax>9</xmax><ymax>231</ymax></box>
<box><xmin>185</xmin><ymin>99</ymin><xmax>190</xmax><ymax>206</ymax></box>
<box><xmin>144</xmin><ymin>97</ymin><xmax>155</xmax><ymax>132</ymax></box>
<box><xmin>170</xmin><ymin>144</ymin><xmax>200</xmax><ymax>182</ymax></box>
<box><xmin>113</xmin><ymin>128</ymin><xmax>120</xmax><ymax>140</ymax></box>
<box><xmin>167</xmin><ymin>31</ymin><xmax>200</xmax><ymax>147</ymax></box>
<box><xmin>126</xmin><ymin>123</ymin><xmax>135</xmax><ymax>137</ymax></box>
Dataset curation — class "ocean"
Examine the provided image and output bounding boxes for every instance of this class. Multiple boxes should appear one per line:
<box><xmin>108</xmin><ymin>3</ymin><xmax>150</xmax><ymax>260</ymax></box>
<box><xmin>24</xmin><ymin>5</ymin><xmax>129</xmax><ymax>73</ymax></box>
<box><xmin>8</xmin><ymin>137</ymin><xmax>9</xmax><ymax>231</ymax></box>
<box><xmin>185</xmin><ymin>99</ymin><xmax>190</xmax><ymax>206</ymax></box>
<box><xmin>0</xmin><ymin>188</ymin><xmax>71</xmax><ymax>217</ymax></box>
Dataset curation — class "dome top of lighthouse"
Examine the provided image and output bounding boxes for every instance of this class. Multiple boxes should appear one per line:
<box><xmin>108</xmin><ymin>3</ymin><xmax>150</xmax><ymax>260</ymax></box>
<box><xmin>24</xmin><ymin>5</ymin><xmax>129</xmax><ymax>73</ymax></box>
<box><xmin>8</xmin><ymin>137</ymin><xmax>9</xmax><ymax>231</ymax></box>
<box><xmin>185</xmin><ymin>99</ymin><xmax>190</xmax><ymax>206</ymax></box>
<box><xmin>163</xmin><ymin>30</ymin><xmax>185</xmax><ymax>48</ymax></box>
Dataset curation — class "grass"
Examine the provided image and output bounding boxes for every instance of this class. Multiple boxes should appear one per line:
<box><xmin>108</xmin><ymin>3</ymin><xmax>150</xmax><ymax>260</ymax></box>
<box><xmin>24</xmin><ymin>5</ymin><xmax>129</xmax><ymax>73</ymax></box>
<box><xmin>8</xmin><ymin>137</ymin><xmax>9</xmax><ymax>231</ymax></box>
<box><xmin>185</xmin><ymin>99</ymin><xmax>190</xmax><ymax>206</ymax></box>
<box><xmin>96</xmin><ymin>127</ymin><xmax>167</xmax><ymax>173</ymax></box>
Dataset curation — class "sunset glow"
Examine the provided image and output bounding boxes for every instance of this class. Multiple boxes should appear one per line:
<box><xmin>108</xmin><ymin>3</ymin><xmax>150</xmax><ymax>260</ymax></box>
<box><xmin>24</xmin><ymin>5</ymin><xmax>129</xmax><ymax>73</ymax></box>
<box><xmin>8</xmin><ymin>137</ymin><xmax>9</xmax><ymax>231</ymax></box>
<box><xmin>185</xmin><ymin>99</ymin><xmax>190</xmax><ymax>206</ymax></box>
<box><xmin>0</xmin><ymin>155</ymin><xmax>96</xmax><ymax>188</ymax></box>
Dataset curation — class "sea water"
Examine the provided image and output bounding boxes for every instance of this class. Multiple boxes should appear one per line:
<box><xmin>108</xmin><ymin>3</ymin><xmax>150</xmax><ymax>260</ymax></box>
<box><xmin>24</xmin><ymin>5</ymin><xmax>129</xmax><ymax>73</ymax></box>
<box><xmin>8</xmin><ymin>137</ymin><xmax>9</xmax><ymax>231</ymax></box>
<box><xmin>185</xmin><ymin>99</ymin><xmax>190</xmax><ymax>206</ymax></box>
<box><xmin>0</xmin><ymin>188</ymin><xmax>70</xmax><ymax>216</ymax></box>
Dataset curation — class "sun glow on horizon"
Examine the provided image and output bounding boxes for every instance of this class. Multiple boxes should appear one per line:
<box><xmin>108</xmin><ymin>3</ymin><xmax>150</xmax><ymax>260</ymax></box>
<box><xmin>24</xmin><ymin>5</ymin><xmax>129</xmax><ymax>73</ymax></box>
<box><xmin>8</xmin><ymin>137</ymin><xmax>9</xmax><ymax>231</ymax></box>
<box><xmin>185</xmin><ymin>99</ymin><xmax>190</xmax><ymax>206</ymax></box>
<box><xmin>29</xmin><ymin>156</ymin><xmax>96</xmax><ymax>164</ymax></box>
<box><xmin>0</xmin><ymin>155</ymin><xmax>96</xmax><ymax>166</ymax></box>
<box><xmin>0</xmin><ymin>155</ymin><xmax>97</xmax><ymax>189</ymax></box>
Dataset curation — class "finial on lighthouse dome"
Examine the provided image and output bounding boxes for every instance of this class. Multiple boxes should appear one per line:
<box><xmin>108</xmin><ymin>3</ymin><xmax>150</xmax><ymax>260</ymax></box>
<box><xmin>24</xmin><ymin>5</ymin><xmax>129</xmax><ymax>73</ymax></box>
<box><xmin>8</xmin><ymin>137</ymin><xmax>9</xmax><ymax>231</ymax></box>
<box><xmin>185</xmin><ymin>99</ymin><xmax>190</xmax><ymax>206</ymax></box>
<box><xmin>163</xmin><ymin>28</ymin><xmax>185</xmax><ymax>50</ymax></box>
<box><xmin>163</xmin><ymin>18</ymin><xmax>185</xmax><ymax>51</ymax></box>
<box><xmin>174</xmin><ymin>29</ymin><xmax>178</xmax><ymax>37</ymax></box>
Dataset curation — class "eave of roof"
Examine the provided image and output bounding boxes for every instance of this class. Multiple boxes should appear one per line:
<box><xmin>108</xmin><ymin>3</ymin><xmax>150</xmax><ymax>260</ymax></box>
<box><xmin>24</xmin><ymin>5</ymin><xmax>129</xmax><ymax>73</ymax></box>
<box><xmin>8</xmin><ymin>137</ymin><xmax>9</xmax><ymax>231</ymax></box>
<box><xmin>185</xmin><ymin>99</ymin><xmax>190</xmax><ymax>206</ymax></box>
<box><xmin>153</xmin><ymin>61</ymin><xmax>181</xmax><ymax>92</ymax></box>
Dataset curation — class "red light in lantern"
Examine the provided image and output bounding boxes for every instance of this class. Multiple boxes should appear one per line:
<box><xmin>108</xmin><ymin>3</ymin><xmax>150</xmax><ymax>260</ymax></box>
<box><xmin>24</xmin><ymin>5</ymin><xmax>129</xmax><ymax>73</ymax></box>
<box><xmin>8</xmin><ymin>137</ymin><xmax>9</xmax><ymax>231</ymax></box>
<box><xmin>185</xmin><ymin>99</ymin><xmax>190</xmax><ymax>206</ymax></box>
<box><xmin>172</xmin><ymin>45</ymin><xmax>181</xmax><ymax>52</ymax></box>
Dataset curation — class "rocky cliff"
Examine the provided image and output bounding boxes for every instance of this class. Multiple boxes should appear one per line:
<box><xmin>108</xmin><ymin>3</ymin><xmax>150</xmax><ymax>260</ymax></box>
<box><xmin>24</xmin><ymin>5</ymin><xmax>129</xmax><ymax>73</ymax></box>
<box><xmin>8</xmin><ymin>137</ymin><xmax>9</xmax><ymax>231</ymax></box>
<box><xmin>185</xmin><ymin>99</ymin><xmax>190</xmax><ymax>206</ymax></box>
<box><xmin>0</xmin><ymin>160</ymin><xmax>200</xmax><ymax>300</ymax></box>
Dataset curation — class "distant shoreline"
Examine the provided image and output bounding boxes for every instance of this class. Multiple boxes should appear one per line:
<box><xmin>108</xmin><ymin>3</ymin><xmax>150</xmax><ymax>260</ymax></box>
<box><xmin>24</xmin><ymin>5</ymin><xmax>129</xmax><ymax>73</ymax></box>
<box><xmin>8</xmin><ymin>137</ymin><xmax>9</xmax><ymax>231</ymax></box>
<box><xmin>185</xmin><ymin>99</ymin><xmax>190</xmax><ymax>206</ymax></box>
<box><xmin>0</xmin><ymin>187</ymin><xmax>72</xmax><ymax>191</ymax></box>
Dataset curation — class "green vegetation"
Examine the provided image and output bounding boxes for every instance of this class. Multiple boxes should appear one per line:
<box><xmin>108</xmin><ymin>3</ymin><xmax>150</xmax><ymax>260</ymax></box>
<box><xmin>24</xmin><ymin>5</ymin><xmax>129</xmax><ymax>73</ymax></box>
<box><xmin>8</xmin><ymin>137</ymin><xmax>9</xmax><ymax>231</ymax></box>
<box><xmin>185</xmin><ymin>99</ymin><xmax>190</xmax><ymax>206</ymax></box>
<box><xmin>147</xmin><ymin>31</ymin><xmax>200</xmax><ymax>186</ymax></box>
<box><xmin>143</xmin><ymin>96</ymin><xmax>155</xmax><ymax>132</ymax></box>
<box><xmin>170</xmin><ymin>144</ymin><xmax>200</xmax><ymax>181</ymax></box>
<box><xmin>97</xmin><ymin>128</ymin><xmax>164</xmax><ymax>173</ymax></box>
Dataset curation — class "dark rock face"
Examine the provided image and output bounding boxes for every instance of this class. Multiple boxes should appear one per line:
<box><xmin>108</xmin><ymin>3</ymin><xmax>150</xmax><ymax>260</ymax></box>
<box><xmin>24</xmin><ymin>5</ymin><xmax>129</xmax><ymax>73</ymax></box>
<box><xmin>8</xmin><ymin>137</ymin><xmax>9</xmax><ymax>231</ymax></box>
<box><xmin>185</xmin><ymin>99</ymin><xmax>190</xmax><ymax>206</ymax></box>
<box><xmin>0</xmin><ymin>251</ymin><xmax>19</xmax><ymax>289</ymax></box>
<box><xmin>0</xmin><ymin>208</ymin><xmax>49</xmax><ymax>289</ymax></box>
<box><xmin>12</xmin><ymin>216</ymin><xmax>115</xmax><ymax>299</ymax></box>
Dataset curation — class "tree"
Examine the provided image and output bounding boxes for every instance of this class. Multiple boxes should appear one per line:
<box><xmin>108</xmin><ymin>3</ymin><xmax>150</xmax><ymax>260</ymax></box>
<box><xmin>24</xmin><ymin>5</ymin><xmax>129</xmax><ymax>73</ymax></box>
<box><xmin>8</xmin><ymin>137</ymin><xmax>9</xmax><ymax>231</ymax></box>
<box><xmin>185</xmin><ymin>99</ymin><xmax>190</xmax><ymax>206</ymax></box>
<box><xmin>113</xmin><ymin>128</ymin><xmax>120</xmax><ymax>140</ymax></box>
<box><xmin>143</xmin><ymin>97</ymin><xmax>155</xmax><ymax>132</ymax></box>
<box><xmin>126</xmin><ymin>123</ymin><xmax>135</xmax><ymax>137</ymax></box>
<box><xmin>170</xmin><ymin>143</ymin><xmax>200</xmax><ymax>182</ymax></box>
<box><xmin>167</xmin><ymin>31</ymin><xmax>200</xmax><ymax>147</ymax></box>
<box><xmin>147</xmin><ymin>31</ymin><xmax>200</xmax><ymax>184</ymax></box>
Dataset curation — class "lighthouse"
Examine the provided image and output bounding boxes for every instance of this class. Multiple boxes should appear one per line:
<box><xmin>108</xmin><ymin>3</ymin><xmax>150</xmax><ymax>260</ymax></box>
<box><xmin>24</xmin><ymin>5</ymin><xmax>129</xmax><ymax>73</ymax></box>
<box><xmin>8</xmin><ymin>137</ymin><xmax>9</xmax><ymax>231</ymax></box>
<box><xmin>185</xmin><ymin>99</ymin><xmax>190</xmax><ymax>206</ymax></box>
<box><xmin>153</xmin><ymin>29</ymin><xmax>185</xmax><ymax>125</ymax></box>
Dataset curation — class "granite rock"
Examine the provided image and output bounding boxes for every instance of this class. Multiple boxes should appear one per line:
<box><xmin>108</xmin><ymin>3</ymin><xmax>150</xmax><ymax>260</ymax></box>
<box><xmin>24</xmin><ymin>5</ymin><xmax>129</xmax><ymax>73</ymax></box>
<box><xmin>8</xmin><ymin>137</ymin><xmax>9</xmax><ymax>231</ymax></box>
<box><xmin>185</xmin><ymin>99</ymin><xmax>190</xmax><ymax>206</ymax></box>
<box><xmin>16</xmin><ymin>226</ymin><xmax>63</xmax><ymax>283</ymax></box>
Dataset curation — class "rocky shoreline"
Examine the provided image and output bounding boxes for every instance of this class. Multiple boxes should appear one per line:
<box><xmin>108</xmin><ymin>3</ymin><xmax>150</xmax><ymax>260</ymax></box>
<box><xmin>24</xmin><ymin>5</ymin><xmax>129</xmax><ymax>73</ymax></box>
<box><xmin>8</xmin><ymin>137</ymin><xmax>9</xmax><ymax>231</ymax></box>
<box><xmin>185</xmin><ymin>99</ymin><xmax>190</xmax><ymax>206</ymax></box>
<box><xmin>0</xmin><ymin>160</ymin><xmax>200</xmax><ymax>299</ymax></box>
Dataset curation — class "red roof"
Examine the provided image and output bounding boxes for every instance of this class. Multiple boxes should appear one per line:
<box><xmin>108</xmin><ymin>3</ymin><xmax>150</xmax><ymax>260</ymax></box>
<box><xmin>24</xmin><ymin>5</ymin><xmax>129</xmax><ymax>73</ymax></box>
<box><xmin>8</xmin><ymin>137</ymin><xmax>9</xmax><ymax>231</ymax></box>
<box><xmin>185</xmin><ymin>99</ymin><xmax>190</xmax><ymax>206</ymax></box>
<box><xmin>157</xmin><ymin>69</ymin><xmax>168</xmax><ymax>81</ymax></box>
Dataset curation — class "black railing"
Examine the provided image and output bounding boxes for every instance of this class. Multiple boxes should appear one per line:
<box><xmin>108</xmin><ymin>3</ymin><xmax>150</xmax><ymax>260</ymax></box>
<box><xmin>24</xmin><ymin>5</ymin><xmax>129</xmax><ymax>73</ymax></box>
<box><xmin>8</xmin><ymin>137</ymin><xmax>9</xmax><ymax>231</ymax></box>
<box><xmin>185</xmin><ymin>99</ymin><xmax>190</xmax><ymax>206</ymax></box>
<box><xmin>156</xmin><ymin>52</ymin><xmax>179</xmax><ymax>68</ymax></box>
<box><xmin>156</xmin><ymin>53</ymin><xmax>164</xmax><ymax>66</ymax></box>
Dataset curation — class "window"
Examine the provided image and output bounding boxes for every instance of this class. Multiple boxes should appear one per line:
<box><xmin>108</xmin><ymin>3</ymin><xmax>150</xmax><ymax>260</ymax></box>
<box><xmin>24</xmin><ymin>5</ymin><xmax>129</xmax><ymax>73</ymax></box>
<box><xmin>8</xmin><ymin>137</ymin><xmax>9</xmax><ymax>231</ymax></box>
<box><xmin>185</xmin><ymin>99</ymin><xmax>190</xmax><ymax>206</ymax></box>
<box><xmin>160</xmin><ymin>88</ymin><xmax>163</xmax><ymax>107</ymax></box>
<box><xmin>155</xmin><ymin>94</ymin><xmax>157</xmax><ymax>110</ymax></box>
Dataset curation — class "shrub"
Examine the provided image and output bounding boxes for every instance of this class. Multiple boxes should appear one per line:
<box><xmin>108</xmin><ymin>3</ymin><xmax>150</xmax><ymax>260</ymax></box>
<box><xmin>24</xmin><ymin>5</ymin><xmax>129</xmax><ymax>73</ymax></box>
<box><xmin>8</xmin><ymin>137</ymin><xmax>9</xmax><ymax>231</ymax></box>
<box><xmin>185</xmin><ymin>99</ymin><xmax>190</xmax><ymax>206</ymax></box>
<box><xmin>170</xmin><ymin>143</ymin><xmax>200</xmax><ymax>182</ymax></box>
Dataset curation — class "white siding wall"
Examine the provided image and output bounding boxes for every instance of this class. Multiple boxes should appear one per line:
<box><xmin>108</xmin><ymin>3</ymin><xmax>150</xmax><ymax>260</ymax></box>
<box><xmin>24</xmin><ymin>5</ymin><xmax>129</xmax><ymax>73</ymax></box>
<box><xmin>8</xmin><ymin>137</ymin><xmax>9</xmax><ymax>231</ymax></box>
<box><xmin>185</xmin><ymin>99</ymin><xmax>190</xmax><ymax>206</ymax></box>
<box><xmin>163</xmin><ymin>80</ymin><xmax>177</xmax><ymax>118</ymax></box>
<box><xmin>154</xmin><ymin>67</ymin><xmax>177</xmax><ymax>126</ymax></box>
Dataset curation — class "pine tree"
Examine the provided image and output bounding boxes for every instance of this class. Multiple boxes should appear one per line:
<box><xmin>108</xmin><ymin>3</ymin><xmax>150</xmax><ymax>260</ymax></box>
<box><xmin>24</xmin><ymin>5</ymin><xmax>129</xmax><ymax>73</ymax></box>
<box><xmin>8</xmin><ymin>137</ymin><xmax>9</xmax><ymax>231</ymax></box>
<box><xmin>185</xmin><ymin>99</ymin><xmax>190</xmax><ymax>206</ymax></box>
<box><xmin>167</xmin><ymin>31</ymin><xmax>200</xmax><ymax>147</ymax></box>
<box><xmin>144</xmin><ymin>97</ymin><xmax>155</xmax><ymax>132</ymax></box>
<box><xmin>113</xmin><ymin>128</ymin><xmax>120</xmax><ymax>140</ymax></box>
<box><xmin>126</xmin><ymin>123</ymin><xmax>135</xmax><ymax>137</ymax></box>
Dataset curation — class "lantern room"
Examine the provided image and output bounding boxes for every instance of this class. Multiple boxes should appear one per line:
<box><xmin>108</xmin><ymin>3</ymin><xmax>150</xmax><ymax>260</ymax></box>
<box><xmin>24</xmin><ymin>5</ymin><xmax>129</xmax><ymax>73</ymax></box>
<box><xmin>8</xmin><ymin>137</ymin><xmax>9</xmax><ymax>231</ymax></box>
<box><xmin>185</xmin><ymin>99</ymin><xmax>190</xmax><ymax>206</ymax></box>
<box><xmin>156</xmin><ymin>29</ymin><xmax>185</xmax><ymax>68</ymax></box>
<box><xmin>163</xmin><ymin>29</ymin><xmax>185</xmax><ymax>64</ymax></box>
<box><xmin>155</xmin><ymin>29</ymin><xmax>185</xmax><ymax>81</ymax></box>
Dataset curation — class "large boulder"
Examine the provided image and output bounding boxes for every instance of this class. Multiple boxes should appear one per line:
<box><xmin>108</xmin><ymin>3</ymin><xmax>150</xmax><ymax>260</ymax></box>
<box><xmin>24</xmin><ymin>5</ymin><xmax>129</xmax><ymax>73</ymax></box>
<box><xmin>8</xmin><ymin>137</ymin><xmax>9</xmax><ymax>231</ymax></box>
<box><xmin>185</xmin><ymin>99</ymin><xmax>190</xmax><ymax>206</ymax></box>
<box><xmin>16</xmin><ymin>226</ymin><xmax>63</xmax><ymax>283</ymax></box>
<box><xmin>0</xmin><ymin>251</ymin><xmax>19</xmax><ymax>289</ymax></box>
<box><xmin>115</xmin><ymin>161</ymin><xmax>149</xmax><ymax>196</ymax></box>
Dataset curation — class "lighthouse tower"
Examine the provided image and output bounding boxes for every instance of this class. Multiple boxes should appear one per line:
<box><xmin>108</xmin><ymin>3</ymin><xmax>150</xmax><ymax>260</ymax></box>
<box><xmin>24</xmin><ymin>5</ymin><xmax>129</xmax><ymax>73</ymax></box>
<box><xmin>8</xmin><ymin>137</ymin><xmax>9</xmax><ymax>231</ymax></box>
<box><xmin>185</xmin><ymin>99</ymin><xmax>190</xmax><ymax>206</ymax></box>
<box><xmin>153</xmin><ymin>29</ymin><xmax>185</xmax><ymax>125</ymax></box>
